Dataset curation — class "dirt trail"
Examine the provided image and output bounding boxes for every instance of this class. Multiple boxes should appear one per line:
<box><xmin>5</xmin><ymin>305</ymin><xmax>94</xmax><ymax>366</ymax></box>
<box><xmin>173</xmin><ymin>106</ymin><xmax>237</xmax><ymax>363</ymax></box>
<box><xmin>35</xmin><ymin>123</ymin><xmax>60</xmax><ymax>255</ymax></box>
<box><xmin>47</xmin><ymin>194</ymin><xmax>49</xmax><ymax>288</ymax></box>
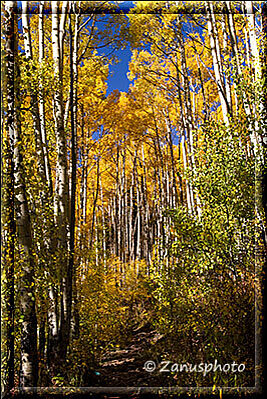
<box><xmin>92</xmin><ymin>326</ymin><xmax>165</xmax><ymax>387</ymax></box>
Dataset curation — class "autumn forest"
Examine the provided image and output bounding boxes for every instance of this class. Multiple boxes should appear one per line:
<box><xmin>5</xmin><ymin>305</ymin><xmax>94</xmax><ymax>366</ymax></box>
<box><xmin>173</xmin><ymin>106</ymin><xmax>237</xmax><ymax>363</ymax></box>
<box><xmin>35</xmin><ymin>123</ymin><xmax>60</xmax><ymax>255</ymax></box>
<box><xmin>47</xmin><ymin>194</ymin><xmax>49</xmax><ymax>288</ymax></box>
<box><xmin>1</xmin><ymin>1</ymin><xmax>267</xmax><ymax>397</ymax></box>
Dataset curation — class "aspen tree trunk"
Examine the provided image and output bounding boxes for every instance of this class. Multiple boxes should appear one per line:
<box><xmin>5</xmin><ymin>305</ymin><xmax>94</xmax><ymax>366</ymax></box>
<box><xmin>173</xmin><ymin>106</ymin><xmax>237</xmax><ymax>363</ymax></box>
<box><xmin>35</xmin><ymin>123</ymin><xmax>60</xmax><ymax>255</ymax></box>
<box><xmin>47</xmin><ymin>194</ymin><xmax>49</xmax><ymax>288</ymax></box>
<box><xmin>174</xmin><ymin>51</ymin><xmax>194</xmax><ymax>212</ymax></box>
<box><xmin>39</xmin><ymin>1</ymin><xmax>53</xmax><ymax>194</ymax></box>
<box><xmin>261</xmin><ymin>2</ymin><xmax>267</xmax><ymax>249</ymax></box>
<box><xmin>83</xmin><ymin>141</ymin><xmax>89</xmax><ymax>226</ymax></box>
<box><xmin>152</xmin><ymin>110</ymin><xmax>165</xmax><ymax>201</ymax></box>
<box><xmin>110</xmin><ymin>197</ymin><xmax>114</xmax><ymax>257</ymax></box>
<box><xmin>5</xmin><ymin>1</ymin><xmax>38</xmax><ymax>386</ymax></box>
<box><xmin>225</xmin><ymin>2</ymin><xmax>253</xmax><ymax>120</ymax></box>
<box><xmin>142</xmin><ymin>145</ymin><xmax>149</xmax><ymax>261</ymax></box>
<box><xmin>208</xmin><ymin>4</ymin><xmax>223</xmax><ymax>76</ymax></box>
<box><xmin>130</xmin><ymin>150</ymin><xmax>138</xmax><ymax>261</ymax></box>
<box><xmin>141</xmin><ymin>144</ymin><xmax>150</xmax><ymax>264</ymax></box>
<box><xmin>67</xmin><ymin>6</ymin><xmax>78</xmax><ymax>346</ymax></box>
<box><xmin>165</xmin><ymin>114</ymin><xmax>179</xmax><ymax>207</ymax></box>
<box><xmin>51</xmin><ymin>0</ymin><xmax>69</xmax><ymax>365</ymax></box>
<box><xmin>136</xmin><ymin>181</ymin><xmax>141</xmax><ymax>262</ymax></box>
<box><xmin>107</xmin><ymin>203</ymin><xmax>112</xmax><ymax>257</ymax></box>
<box><xmin>245</xmin><ymin>1</ymin><xmax>262</xmax><ymax>81</ymax></box>
<box><xmin>152</xmin><ymin>109</ymin><xmax>168</xmax><ymax>257</ymax></box>
<box><xmin>37</xmin><ymin>309</ymin><xmax>46</xmax><ymax>383</ymax></box>
<box><xmin>116</xmin><ymin>146</ymin><xmax>122</xmax><ymax>261</ymax></box>
<box><xmin>95</xmin><ymin>206</ymin><xmax>99</xmax><ymax>268</ymax></box>
<box><xmin>124</xmin><ymin>174</ymin><xmax>129</xmax><ymax>262</ymax></box>
<box><xmin>206</xmin><ymin>2</ymin><xmax>229</xmax><ymax>125</ymax></box>
<box><xmin>121</xmin><ymin>146</ymin><xmax>126</xmax><ymax>264</ymax></box>
<box><xmin>113</xmin><ymin>153</ymin><xmax>118</xmax><ymax>257</ymax></box>
<box><xmin>178</xmin><ymin>16</ymin><xmax>195</xmax><ymax>169</ymax></box>
<box><xmin>225</xmin><ymin>3</ymin><xmax>241</xmax><ymax>75</ymax></box>
<box><xmin>21</xmin><ymin>2</ymin><xmax>47</xmax><ymax>190</ymax></box>
<box><xmin>23</xmin><ymin>4</ymin><xmax>54</xmax><ymax>376</ymax></box>
<box><xmin>59</xmin><ymin>1</ymin><xmax>69</xmax><ymax>65</ymax></box>
<box><xmin>118</xmin><ymin>169</ymin><xmax>122</xmax><ymax>264</ymax></box>
<box><xmin>100</xmin><ymin>176</ymin><xmax>107</xmax><ymax>271</ymax></box>
<box><xmin>245</xmin><ymin>1</ymin><xmax>263</xmax><ymax>157</ymax></box>
<box><xmin>242</xmin><ymin>2</ymin><xmax>252</xmax><ymax>72</ymax></box>
<box><xmin>4</xmin><ymin>4</ymin><xmax>15</xmax><ymax>390</ymax></box>
<box><xmin>3</xmin><ymin>139</ymin><xmax>15</xmax><ymax>394</ymax></box>
<box><xmin>196</xmin><ymin>55</ymin><xmax>209</xmax><ymax>122</ymax></box>
<box><xmin>52</xmin><ymin>0</ymin><xmax>69</xmax><ymax>232</ymax></box>
<box><xmin>139</xmin><ymin>172</ymin><xmax>145</xmax><ymax>261</ymax></box>
<box><xmin>220</xmin><ymin>12</ymin><xmax>234</xmax><ymax>114</ymax></box>
<box><xmin>90</xmin><ymin>158</ymin><xmax>100</xmax><ymax>248</ymax></box>
<box><xmin>181</xmin><ymin>133</ymin><xmax>192</xmax><ymax>213</ymax></box>
<box><xmin>67</xmin><ymin>2</ymin><xmax>78</xmax><ymax>213</ymax></box>
<box><xmin>79</xmin><ymin>106</ymin><xmax>85</xmax><ymax>265</ymax></box>
<box><xmin>112</xmin><ymin>195</ymin><xmax>116</xmax><ymax>257</ymax></box>
<box><xmin>152</xmin><ymin>136</ymin><xmax>165</xmax><ymax>262</ymax></box>
<box><xmin>129</xmin><ymin>158</ymin><xmax>135</xmax><ymax>260</ymax></box>
<box><xmin>164</xmin><ymin>166</ymin><xmax>170</xmax><ymax>266</ymax></box>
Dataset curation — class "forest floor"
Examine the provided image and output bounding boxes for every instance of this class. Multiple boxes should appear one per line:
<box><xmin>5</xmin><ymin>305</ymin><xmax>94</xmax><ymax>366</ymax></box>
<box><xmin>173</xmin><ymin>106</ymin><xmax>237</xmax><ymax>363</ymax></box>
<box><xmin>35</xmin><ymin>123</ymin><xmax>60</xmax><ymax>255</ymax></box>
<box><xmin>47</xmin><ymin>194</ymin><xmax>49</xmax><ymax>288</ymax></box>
<box><xmin>93</xmin><ymin>324</ymin><xmax>165</xmax><ymax>387</ymax></box>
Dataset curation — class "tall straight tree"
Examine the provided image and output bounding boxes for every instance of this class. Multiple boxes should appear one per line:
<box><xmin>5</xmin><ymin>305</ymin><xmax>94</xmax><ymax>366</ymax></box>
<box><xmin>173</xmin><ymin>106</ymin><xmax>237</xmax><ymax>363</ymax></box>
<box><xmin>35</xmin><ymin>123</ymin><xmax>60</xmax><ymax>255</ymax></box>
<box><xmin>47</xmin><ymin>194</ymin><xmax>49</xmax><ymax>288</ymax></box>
<box><xmin>38</xmin><ymin>1</ymin><xmax>53</xmax><ymax>194</ymax></box>
<box><xmin>205</xmin><ymin>1</ymin><xmax>230</xmax><ymax>125</ymax></box>
<box><xmin>21</xmin><ymin>2</ymin><xmax>47</xmax><ymax>192</ymax></box>
<box><xmin>5</xmin><ymin>0</ymin><xmax>38</xmax><ymax>388</ymax></box>
<box><xmin>51</xmin><ymin>0</ymin><xmax>69</xmax><ymax>366</ymax></box>
<box><xmin>3</xmin><ymin>2</ymin><xmax>15</xmax><ymax>392</ymax></box>
<box><xmin>67</xmin><ymin>0</ymin><xmax>79</xmax><ymax>345</ymax></box>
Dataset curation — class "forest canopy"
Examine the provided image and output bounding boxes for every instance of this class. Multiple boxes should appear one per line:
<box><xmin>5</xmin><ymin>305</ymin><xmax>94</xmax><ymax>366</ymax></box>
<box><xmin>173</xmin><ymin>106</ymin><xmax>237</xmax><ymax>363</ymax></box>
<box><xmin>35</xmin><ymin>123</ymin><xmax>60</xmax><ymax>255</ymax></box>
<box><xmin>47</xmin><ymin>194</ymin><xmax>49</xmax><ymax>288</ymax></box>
<box><xmin>1</xmin><ymin>1</ymin><xmax>267</xmax><ymax>396</ymax></box>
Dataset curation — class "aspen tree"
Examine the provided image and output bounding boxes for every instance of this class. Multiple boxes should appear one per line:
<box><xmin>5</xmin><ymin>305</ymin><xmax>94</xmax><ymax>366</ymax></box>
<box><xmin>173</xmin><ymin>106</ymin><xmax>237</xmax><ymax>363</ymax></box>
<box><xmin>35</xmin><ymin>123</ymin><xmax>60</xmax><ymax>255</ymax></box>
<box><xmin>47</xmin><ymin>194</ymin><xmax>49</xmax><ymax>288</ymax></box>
<box><xmin>3</xmin><ymin>2</ymin><xmax>16</xmax><ymax>391</ymax></box>
<box><xmin>38</xmin><ymin>1</ymin><xmax>53</xmax><ymax>194</ymax></box>
<box><xmin>206</xmin><ymin>1</ymin><xmax>230</xmax><ymax>125</ymax></box>
<box><xmin>5</xmin><ymin>1</ymin><xmax>38</xmax><ymax>387</ymax></box>
<box><xmin>21</xmin><ymin>2</ymin><xmax>46</xmax><ymax>190</ymax></box>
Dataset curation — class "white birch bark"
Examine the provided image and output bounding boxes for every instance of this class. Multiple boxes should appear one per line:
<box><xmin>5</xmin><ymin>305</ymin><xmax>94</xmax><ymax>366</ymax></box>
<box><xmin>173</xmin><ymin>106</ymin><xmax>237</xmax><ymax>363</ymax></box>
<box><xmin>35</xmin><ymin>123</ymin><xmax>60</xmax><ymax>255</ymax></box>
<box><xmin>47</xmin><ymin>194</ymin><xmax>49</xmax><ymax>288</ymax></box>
<box><xmin>39</xmin><ymin>1</ymin><xmax>53</xmax><ymax>194</ymax></box>
<box><xmin>51</xmin><ymin>0</ymin><xmax>69</xmax><ymax>361</ymax></box>
<box><xmin>5</xmin><ymin>2</ymin><xmax>38</xmax><ymax>386</ymax></box>
<box><xmin>52</xmin><ymin>1</ymin><xmax>69</xmax><ymax>236</ymax></box>
<box><xmin>206</xmin><ymin>2</ymin><xmax>229</xmax><ymax>125</ymax></box>
<box><xmin>21</xmin><ymin>2</ymin><xmax>47</xmax><ymax>189</ymax></box>
<box><xmin>245</xmin><ymin>1</ymin><xmax>263</xmax><ymax>156</ymax></box>
<box><xmin>245</xmin><ymin>1</ymin><xmax>262</xmax><ymax>81</ymax></box>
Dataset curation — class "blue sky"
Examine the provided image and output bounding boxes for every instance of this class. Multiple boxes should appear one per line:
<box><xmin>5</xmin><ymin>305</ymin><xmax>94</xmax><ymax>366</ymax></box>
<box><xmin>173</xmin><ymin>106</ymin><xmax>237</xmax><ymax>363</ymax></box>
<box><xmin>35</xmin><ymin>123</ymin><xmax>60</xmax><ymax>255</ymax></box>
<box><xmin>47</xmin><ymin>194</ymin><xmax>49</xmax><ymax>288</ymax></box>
<box><xmin>102</xmin><ymin>46</ymin><xmax>132</xmax><ymax>95</ymax></box>
<box><xmin>103</xmin><ymin>1</ymin><xmax>134</xmax><ymax>95</ymax></box>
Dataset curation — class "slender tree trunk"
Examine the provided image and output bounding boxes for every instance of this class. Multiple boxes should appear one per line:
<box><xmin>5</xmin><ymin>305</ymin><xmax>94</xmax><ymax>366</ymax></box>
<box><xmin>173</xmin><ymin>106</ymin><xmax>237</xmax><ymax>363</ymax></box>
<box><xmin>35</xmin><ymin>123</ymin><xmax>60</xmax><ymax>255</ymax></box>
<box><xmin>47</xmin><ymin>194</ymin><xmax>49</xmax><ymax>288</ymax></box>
<box><xmin>5</xmin><ymin>1</ymin><xmax>38</xmax><ymax>387</ymax></box>
<box><xmin>181</xmin><ymin>133</ymin><xmax>192</xmax><ymax>213</ymax></box>
<box><xmin>136</xmin><ymin>181</ymin><xmax>141</xmax><ymax>262</ymax></box>
<box><xmin>261</xmin><ymin>2</ymin><xmax>267</xmax><ymax>249</ymax></box>
<box><xmin>21</xmin><ymin>2</ymin><xmax>47</xmax><ymax>191</ymax></box>
<box><xmin>121</xmin><ymin>145</ymin><xmax>126</xmax><ymax>264</ymax></box>
<box><xmin>174</xmin><ymin>51</ymin><xmax>194</xmax><ymax>212</ymax></box>
<box><xmin>245</xmin><ymin>1</ymin><xmax>263</xmax><ymax>157</ymax></box>
<box><xmin>3</xmin><ymin>140</ymin><xmax>15</xmax><ymax>393</ymax></box>
<box><xmin>165</xmin><ymin>114</ymin><xmax>179</xmax><ymax>207</ymax></box>
<box><xmin>59</xmin><ymin>1</ymin><xmax>69</xmax><ymax>65</ymax></box>
<box><xmin>39</xmin><ymin>1</ymin><xmax>53</xmax><ymax>194</ymax></box>
<box><xmin>51</xmin><ymin>0</ymin><xmax>69</xmax><ymax>366</ymax></box>
<box><xmin>90</xmin><ymin>158</ymin><xmax>100</xmax><ymax>248</ymax></box>
<box><xmin>206</xmin><ymin>1</ymin><xmax>229</xmax><ymax>125</ymax></box>
<box><xmin>129</xmin><ymin>158</ymin><xmax>135</xmax><ymax>260</ymax></box>
<box><xmin>221</xmin><ymin>11</ymin><xmax>234</xmax><ymax>114</ymax></box>
<box><xmin>245</xmin><ymin>1</ymin><xmax>261</xmax><ymax>81</ymax></box>
<box><xmin>100</xmin><ymin>175</ymin><xmax>107</xmax><ymax>271</ymax></box>
<box><xmin>3</xmin><ymin>5</ymin><xmax>15</xmax><ymax>391</ymax></box>
<box><xmin>67</xmin><ymin>7</ymin><xmax>78</xmax><ymax>349</ymax></box>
